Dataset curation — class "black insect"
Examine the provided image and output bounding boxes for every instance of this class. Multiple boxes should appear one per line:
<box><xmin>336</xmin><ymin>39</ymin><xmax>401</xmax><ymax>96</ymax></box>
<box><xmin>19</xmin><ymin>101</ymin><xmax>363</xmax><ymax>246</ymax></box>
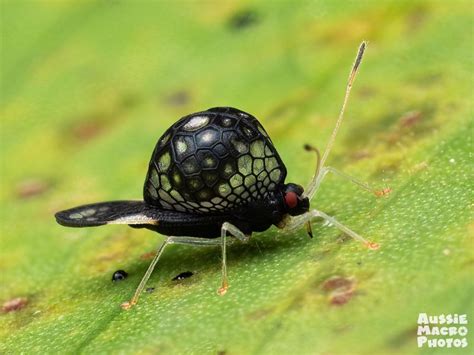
<box><xmin>172</xmin><ymin>271</ymin><xmax>194</xmax><ymax>281</ymax></box>
<box><xmin>55</xmin><ymin>42</ymin><xmax>387</xmax><ymax>310</ymax></box>
<box><xmin>112</xmin><ymin>270</ymin><xmax>128</xmax><ymax>282</ymax></box>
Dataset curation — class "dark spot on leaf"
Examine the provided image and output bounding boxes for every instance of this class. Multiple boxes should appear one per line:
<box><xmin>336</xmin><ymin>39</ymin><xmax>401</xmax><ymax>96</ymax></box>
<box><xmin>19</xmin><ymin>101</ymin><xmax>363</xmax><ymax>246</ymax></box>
<box><xmin>140</xmin><ymin>251</ymin><xmax>155</xmax><ymax>260</ymax></box>
<box><xmin>322</xmin><ymin>276</ymin><xmax>356</xmax><ymax>306</ymax></box>
<box><xmin>172</xmin><ymin>271</ymin><xmax>194</xmax><ymax>281</ymax></box>
<box><xmin>164</xmin><ymin>90</ymin><xmax>191</xmax><ymax>107</ymax></box>
<box><xmin>322</xmin><ymin>275</ymin><xmax>353</xmax><ymax>292</ymax></box>
<box><xmin>389</xmin><ymin>327</ymin><xmax>418</xmax><ymax>348</ymax></box>
<box><xmin>146</xmin><ymin>287</ymin><xmax>155</xmax><ymax>293</ymax></box>
<box><xmin>228</xmin><ymin>9</ymin><xmax>259</xmax><ymax>31</ymax></box>
<box><xmin>330</xmin><ymin>290</ymin><xmax>355</xmax><ymax>306</ymax></box>
<box><xmin>16</xmin><ymin>179</ymin><xmax>50</xmax><ymax>199</ymax></box>
<box><xmin>333</xmin><ymin>324</ymin><xmax>353</xmax><ymax>333</ymax></box>
<box><xmin>2</xmin><ymin>297</ymin><xmax>28</xmax><ymax>313</ymax></box>
<box><xmin>399</xmin><ymin>110</ymin><xmax>423</xmax><ymax>128</ymax></box>
<box><xmin>217</xmin><ymin>350</ymin><xmax>227</xmax><ymax>355</ymax></box>
<box><xmin>112</xmin><ymin>270</ymin><xmax>128</xmax><ymax>282</ymax></box>
<box><xmin>246</xmin><ymin>307</ymin><xmax>272</xmax><ymax>321</ymax></box>
<box><xmin>405</xmin><ymin>6</ymin><xmax>429</xmax><ymax>34</ymax></box>
<box><xmin>350</xmin><ymin>149</ymin><xmax>372</xmax><ymax>161</ymax></box>
<box><xmin>70</xmin><ymin>117</ymin><xmax>107</xmax><ymax>142</ymax></box>
<box><xmin>65</xmin><ymin>92</ymin><xmax>139</xmax><ymax>145</ymax></box>
<box><xmin>357</xmin><ymin>86</ymin><xmax>377</xmax><ymax>98</ymax></box>
<box><xmin>119</xmin><ymin>93</ymin><xmax>140</xmax><ymax>109</ymax></box>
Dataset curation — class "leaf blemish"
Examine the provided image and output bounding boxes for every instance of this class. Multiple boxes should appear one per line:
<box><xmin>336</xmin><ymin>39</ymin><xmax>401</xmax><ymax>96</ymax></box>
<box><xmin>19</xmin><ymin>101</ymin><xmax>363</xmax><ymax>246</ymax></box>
<box><xmin>16</xmin><ymin>179</ymin><xmax>50</xmax><ymax>199</ymax></box>
<box><xmin>163</xmin><ymin>90</ymin><xmax>191</xmax><ymax>107</ymax></box>
<box><xmin>227</xmin><ymin>9</ymin><xmax>259</xmax><ymax>31</ymax></box>
<box><xmin>2</xmin><ymin>297</ymin><xmax>28</xmax><ymax>313</ymax></box>
<box><xmin>399</xmin><ymin>110</ymin><xmax>423</xmax><ymax>128</ymax></box>
<box><xmin>322</xmin><ymin>276</ymin><xmax>356</xmax><ymax>306</ymax></box>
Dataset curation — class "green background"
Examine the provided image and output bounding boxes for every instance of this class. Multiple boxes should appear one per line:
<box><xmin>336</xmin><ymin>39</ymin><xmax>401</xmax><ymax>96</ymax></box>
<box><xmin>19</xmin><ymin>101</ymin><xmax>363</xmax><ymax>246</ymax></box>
<box><xmin>1</xmin><ymin>1</ymin><xmax>472</xmax><ymax>354</ymax></box>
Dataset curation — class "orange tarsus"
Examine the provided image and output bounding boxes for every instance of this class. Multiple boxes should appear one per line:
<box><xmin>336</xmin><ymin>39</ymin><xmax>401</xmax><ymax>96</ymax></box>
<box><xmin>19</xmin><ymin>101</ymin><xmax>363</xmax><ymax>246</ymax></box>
<box><xmin>121</xmin><ymin>301</ymin><xmax>135</xmax><ymax>310</ymax></box>
<box><xmin>365</xmin><ymin>241</ymin><xmax>380</xmax><ymax>250</ymax></box>
<box><xmin>217</xmin><ymin>281</ymin><xmax>229</xmax><ymax>296</ymax></box>
<box><xmin>375</xmin><ymin>187</ymin><xmax>392</xmax><ymax>197</ymax></box>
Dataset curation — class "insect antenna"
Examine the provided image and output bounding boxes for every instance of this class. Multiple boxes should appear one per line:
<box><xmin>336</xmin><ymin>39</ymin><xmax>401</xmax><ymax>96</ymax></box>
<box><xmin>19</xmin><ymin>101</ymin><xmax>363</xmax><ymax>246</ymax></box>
<box><xmin>304</xmin><ymin>41</ymin><xmax>367</xmax><ymax>199</ymax></box>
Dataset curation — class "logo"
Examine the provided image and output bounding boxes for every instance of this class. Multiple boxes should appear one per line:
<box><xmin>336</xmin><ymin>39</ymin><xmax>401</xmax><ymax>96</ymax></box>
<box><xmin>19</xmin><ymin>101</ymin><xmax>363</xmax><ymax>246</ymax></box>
<box><xmin>417</xmin><ymin>313</ymin><xmax>468</xmax><ymax>348</ymax></box>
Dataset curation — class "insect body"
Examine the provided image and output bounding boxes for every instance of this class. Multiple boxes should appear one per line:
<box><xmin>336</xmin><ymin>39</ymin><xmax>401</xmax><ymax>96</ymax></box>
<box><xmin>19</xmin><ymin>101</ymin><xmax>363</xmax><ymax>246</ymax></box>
<box><xmin>56</xmin><ymin>42</ymin><xmax>385</xmax><ymax>309</ymax></box>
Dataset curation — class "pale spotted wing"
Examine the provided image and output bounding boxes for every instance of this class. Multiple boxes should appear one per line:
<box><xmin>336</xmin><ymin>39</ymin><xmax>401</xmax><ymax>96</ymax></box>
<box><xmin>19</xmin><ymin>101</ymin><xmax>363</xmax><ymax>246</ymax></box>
<box><xmin>55</xmin><ymin>201</ymin><xmax>160</xmax><ymax>227</ymax></box>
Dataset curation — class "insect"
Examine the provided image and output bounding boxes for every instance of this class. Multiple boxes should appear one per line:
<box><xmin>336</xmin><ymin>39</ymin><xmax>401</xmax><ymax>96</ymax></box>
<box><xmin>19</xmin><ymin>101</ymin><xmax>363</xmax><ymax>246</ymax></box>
<box><xmin>55</xmin><ymin>42</ymin><xmax>388</xmax><ymax>310</ymax></box>
<box><xmin>112</xmin><ymin>270</ymin><xmax>128</xmax><ymax>282</ymax></box>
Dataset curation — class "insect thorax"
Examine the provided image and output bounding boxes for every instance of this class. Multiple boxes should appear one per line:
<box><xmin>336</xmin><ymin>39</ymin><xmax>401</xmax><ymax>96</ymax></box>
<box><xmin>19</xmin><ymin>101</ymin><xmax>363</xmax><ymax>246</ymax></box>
<box><xmin>143</xmin><ymin>107</ymin><xmax>287</xmax><ymax>215</ymax></box>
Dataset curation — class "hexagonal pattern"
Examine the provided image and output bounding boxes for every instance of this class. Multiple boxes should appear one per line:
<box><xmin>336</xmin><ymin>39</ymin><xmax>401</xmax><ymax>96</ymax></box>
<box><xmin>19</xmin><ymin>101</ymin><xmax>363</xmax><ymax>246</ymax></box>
<box><xmin>143</xmin><ymin>107</ymin><xmax>287</xmax><ymax>214</ymax></box>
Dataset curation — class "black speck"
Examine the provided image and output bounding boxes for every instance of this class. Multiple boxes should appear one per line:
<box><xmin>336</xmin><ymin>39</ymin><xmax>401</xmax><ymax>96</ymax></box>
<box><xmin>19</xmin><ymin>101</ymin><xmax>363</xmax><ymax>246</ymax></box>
<box><xmin>172</xmin><ymin>271</ymin><xmax>194</xmax><ymax>281</ymax></box>
<box><xmin>146</xmin><ymin>287</ymin><xmax>155</xmax><ymax>293</ymax></box>
<box><xmin>112</xmin><ymin>270</ymin><xmax>128</xmax><ymax>282</ymax></box>
<box><xmin>228</xmin><ymin>9</ymin><xmax>259</xmax><ymax>31</ymax></box>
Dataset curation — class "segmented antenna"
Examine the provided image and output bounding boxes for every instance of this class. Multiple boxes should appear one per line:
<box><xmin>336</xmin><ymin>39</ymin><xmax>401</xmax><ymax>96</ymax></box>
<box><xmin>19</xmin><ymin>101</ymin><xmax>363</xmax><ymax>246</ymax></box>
<box><xmin>304</xmin><ymin>41</ymin><xmax>367</xmax><ymax>199</ymax></box>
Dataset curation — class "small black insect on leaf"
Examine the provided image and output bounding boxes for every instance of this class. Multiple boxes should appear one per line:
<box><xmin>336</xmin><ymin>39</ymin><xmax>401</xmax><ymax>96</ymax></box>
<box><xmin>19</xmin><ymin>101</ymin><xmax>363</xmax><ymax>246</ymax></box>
<box><xmin>172</xmin><ymin>271</ymin><xmax>194</xmax><ymax>281</ymax></box>
<box><xmin>112</xmin><ymin>270</ymin><xmax>128</xmax><ymax>282</ymax></box>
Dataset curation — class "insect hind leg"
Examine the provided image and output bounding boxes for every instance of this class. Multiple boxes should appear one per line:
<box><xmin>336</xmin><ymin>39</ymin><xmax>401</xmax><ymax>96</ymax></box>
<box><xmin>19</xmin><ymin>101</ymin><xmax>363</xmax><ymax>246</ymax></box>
<box><xmin>121</xmin><ymin>238</ymin><xmax>169</xmax><ymax>310</ymax></box>
<box><xmin>284</xmin><ymin>209</ymin><xmax>379</xmax><ymax>250</ymax></box>
<box><xmin>121</xmin><ymin>223</ymin><xmax>248</xmax><ymax>309</ymax></box>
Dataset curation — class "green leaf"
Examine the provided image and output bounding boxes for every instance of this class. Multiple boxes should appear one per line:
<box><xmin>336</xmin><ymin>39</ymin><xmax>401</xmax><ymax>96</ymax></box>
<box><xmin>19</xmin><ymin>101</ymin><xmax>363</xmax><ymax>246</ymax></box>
<box><xmin>1</xmin><ymin>1</ymin><xmax>472</xmax><ymax>354</ymax></box>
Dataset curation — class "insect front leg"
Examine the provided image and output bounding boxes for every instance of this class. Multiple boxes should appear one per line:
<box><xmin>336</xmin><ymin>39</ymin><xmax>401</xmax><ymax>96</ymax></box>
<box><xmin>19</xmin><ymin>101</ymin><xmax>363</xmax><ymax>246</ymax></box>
<box><xmin>308</xmin><ymin>166</ymin><xmax>391</xmax><ymax>202</ymax></box>
<box><xmin>283</xmin><ymin>209</ymin><xmax>379</xmax><ymax>250</ymax></box>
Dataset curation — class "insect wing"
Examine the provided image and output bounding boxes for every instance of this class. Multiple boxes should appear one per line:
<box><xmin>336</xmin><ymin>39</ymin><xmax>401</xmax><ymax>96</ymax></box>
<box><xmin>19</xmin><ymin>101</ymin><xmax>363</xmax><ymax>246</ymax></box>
<box><xmin>55</xmin><ymin>201</ymin><xmax>160</xmax><ymax>227</ymax></box>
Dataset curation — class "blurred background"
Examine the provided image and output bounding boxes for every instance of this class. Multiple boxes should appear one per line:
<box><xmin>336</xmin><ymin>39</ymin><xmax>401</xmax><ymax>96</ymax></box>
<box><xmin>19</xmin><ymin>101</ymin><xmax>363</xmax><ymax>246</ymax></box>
<box><xmin>1</xmin><ymin>1</ymin><xmax>472</xmax><ymax>354</ymax></box>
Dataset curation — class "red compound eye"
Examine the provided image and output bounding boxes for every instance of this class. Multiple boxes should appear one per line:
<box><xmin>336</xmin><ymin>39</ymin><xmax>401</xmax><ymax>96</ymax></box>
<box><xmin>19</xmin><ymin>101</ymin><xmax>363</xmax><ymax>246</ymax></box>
<box><xmin>284</xmin><ymin>191</ymin><xmax>298</xmax><ymax>209</ymax></box>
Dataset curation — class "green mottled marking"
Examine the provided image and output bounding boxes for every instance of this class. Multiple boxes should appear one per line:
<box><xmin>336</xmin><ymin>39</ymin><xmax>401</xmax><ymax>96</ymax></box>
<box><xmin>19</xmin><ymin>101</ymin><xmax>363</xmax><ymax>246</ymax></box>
<box><xmin>170</xmin><ymin>190</ymin><xmax>184</xmax><ymax>202</ymax></box>
<box><xmin>148</xmin><ymin>186</ymin><xmax>158</xmax><ymax>199</ymax></box>
<box><xmin>160</xmin><ymin>174</ymin><xmax>171</xmax><ymax>191</ymax></box>
<box><xmin>218</xmin><ymin>183</ymin><xmax>231</xmax><ymax>197</ymax></box>
<box><xmin>244</xmin><ymin>175</ymin><xmax>256</xmax><ymax>187</ymax></box>
<box><xmin>265</xmin><ymin>157</ymin><xmax>278</xmax><ymax>171</ymax></box>
<box><xmin>158</xmin><ymin>152</ymin><xmax>171</xmax><ymax>171</ymax></box>
<box><xmin>270</xmin><ymin>169</ymin><xmax>281</xmax><ymax>182</ymax></box>
<box><xmin>253</xmin><ymin>159</ymin><xmax>264</xmax><ymax>175</ymax></box>
<box><xmin>264</xmin><ymin>145</ymin><xmax>272</xmax><ymax>157</ymax></box>
<box><xmin>172</xmin><ymin>172</ymin><xmax>182</xmax><ymax>186</ymax></box>
<box><xmin>159</xmin><ymin>190</ymin><xmax>175</xmax><ymax>204</ymax></box>
<box><xmin>238</xmin><ymin>155</ymin><xmax>252</xmax><ymax>175</ymax></box>
<box><xmin>230</xmin><ymin>174</ymin><xmax>243</xmax><ymax>188</ymax></box>
<box><xmin>250</xmin><ymin>140</ymin><xmax>265</xmax><ymax>158</ymax></box>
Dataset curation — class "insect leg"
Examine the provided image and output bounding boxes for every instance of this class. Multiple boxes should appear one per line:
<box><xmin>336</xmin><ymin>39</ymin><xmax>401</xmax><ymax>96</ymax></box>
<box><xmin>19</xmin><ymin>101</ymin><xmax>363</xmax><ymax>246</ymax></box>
<box><xmin>165</xmin><ymin>225</ymin><xmax>248</xmax><ymax>296</ymax></box>
<box><xmin>218</xmin><ymin>222</ymin><xmax>249</xmax><ymax>296</ymax></box>
<box><xmin>306</xmin><ymin>166</ymin><xmax>391</xmax><ymax>201</ymax></box>
<box><xmin>283</xmin><ymin>209</ymin><xmax>379</xmax><ymax>250</ymax></box>
<box><xmin>122</xmin><ymin>226</ymin><xmax>248</xmax><ymax>309</ymax></box>
<box><xmin>122</xmin><ymin>236</ymin><xmax>226</xmax><ymax>310</ymax></box>
<box><xmin>121</xmin><ymin>238</ymin><xmax>169</xmax><ymax>310</ymax></box>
